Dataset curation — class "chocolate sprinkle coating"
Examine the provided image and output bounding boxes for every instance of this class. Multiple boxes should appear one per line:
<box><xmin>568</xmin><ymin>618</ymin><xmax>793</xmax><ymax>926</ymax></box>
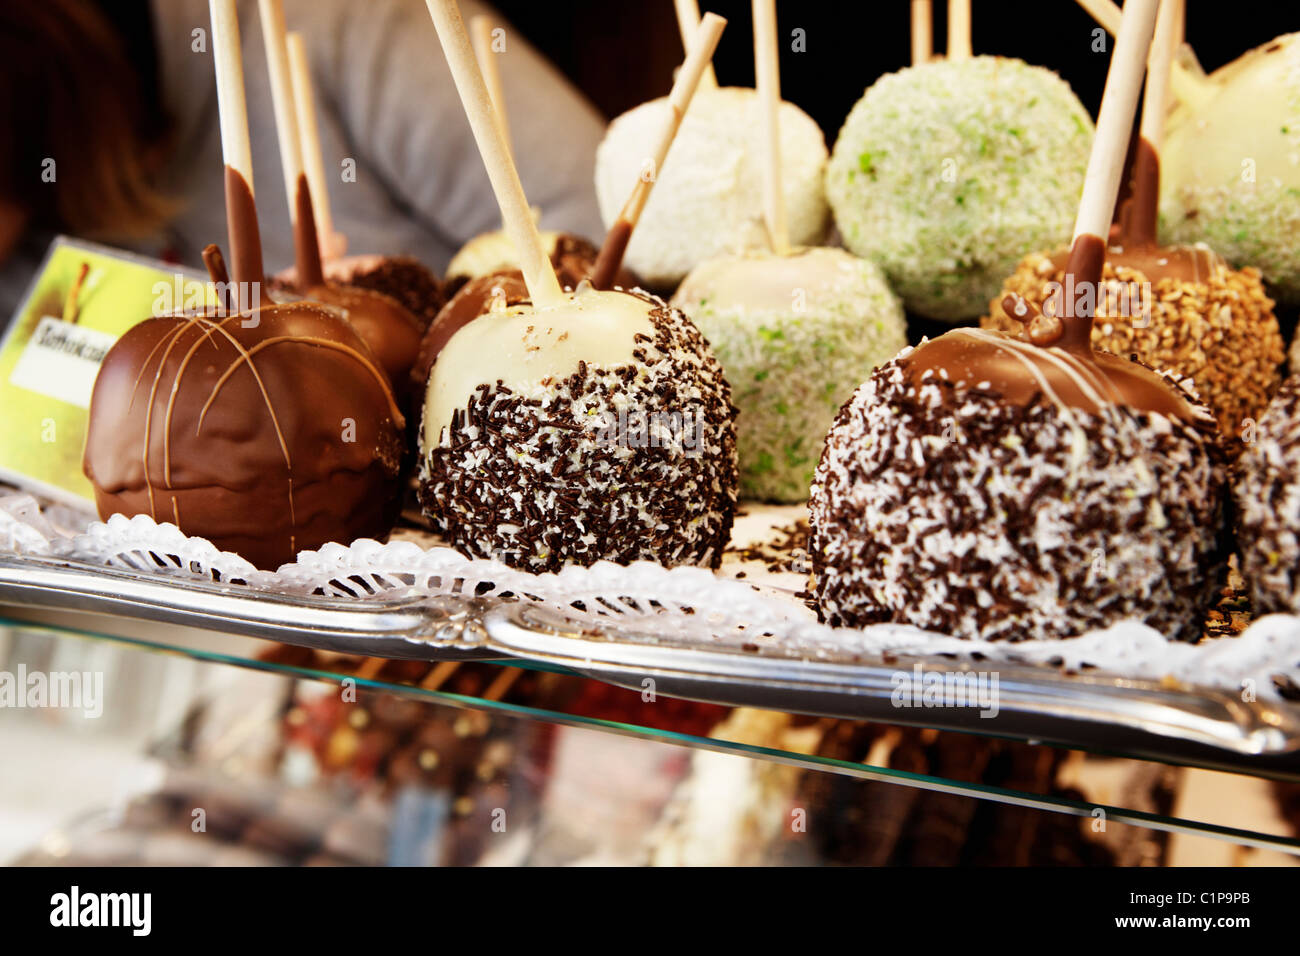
<box><xmin>1234</xmin><ymin>374</ymin><xmax>1300</xmax><ymax>614</ymax></box>
<box><xmin>417</xmin><ymin>292</ymin><xmax>738</xmax><ymax>572</ymax></box>
<box><xmin>809</xmin><ymin>349</ymin><xmax>1229</xmax><ymax>642</ymax></box>
<box><xmin>345</xmin><ymin>256</ymin><xmax>445</xmax><ymax>329</ymax></box>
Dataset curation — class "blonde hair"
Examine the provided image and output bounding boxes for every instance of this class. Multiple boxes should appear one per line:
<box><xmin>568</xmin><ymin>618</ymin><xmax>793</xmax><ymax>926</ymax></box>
<box><xmin>0</xmin><ymin>0</ymin><xmax>180</xmax><ymax>239</ymax></box>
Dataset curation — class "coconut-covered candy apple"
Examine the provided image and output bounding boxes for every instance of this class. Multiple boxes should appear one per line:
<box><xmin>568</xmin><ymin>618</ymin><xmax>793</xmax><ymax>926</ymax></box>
<box><xmin>825</xmin><ymin>10</ymin><xmax>1093</xmax><ymax>321</ymax></box>
<box><xmin>811</xmin><ymin>0</ymin><xmax>1229</xmax><ymax>642</ymax></box>
<box><xmin>671</xmin><ymin>3</ymin><xmax>905</xmax><ymax>502</ymax></box>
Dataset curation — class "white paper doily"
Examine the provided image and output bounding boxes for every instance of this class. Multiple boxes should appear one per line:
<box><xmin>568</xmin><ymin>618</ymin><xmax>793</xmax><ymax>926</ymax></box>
<box><xmin>3</xmin><ymin>491</ymin><xmax>1299</xmax><ymax>703</ymax></box>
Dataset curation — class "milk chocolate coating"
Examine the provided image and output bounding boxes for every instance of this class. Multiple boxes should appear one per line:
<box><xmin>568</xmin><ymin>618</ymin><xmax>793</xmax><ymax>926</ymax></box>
<box><xmin>293</xmin><ymin>174</ymin><xmax>424</xmax><ymax>402</ymax></box>
<box><xmin>902</xmin><ymin>232</ymin><xmax>1203</xmax><ymax>423</ymax></box>
<box><xmin>590</xmin><ymin>219</ymin><xmax>633</xmax><ymax>290</ymax></box>
<box><xmin>83</xmin><ymin>303</ymin><xmax>406</xmax><ymax>570</ymax></box>
<box><xmin>1058</xmin><ymin>138</ymin><xmax>1224</xmax><ymax>284</ymax></box>
<box><xmin>224</xmin><ymin>166</ymin><xmax>264</xmax><ymax>292</ymax></box>
<box><xmin>304</xmin><ymin>283</ymin><xmax>424</xmax><ymax>405</ymax></box>
<box><xmin>900</xmin><ymin>324</ymin><xmax>1199</xmax><ymax>422</ymax></box>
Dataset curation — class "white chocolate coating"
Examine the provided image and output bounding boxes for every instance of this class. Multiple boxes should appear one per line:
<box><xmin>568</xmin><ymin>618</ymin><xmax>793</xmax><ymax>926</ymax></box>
<box><xmin>423</xmin><ymin>287</ymin><xmax>655</xmax><ymax>441</ymax></box>
<box><xmin>446</xmin><ymin>229</ymin><xmax>563</xmax><ymax>281</ymax></box>
<box><xmin>595</xmin><ymin>87</ymin><xmax>829</xmax><ymax>288</ymax></box>
<box><xmin>1161</xmin><ymin>33</ymin><xmax>1300</xmax><ymax>301</ymax></box>
<box><xmin>673</xmin><ymin>247</ymin><xmax>906</xmax><ymax>502</ymax></box>
<box><xmin>676</xmin><ymin>245</ymin><xmax>874</xmax><ymax>311</ymax></box>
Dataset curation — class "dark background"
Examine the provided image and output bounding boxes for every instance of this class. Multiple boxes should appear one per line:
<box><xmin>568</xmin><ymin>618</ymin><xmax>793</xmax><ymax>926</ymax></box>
<box><xmin>495</xmin><ymin>0</ymin><xmax>1299</xmax><ymax>137</ymax></box>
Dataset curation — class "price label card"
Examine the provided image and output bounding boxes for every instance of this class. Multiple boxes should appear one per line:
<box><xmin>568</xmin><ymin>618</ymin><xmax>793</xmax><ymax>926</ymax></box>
<box><xmin>0</xmin><ymin>237</ymin><xmax>215</xmax><ymax>507</ymax></box>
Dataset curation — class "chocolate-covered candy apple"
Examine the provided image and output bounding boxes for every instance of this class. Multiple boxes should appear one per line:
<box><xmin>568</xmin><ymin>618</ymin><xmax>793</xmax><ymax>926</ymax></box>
<box><xmin>290</xmin><ymin>180</ymin><xmax>424</xmax><ymax>405</ymax></box>
<box><xmin>824</xmin><ymin>5</ymin><xmax>1092</xmax><ymax>321</ymax></box>
<box><xmin>810</xmin><ymin>0</ymin><xmax>1229</xmax><ymax>642</ymax></box>
<box><xmin>418</xmin><ymin>284</ymin><xmax>737</xmax><ymax>571</ymax></box>
<box><xmin>985</xmin><ymin>0</ymin><xmax>1283</xmax><ymax>445</ymax></box>
<box><xmin>418</xmin><ymin>2</ymin><xmax>735</xmax><ymax>571</ymax></box>
<box><xmin>675</xmin><ymin>247</ymin><xmax>904</xmax><ymax>502</ymax></box>
<box><xmin>83</xmin><ymin>291</ymin><xmax>405</xmax><ymax>571</ymax></box>
<box><xmin>258</xmin><ymin>8</ymin><xmax>426</xmax><ymax>404</ymax></box>
<box><xmin>811</xmin><ymin>285</ymin><xmax>1228</xmax><ymax>641</ymax></box>
<box><xmin>83</xmin><ymin>1</ymin><xmax>404</xmax><ymax>571</ymax></box>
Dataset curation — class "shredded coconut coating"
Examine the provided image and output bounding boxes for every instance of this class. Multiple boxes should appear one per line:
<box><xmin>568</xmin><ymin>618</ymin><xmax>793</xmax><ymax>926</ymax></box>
<box><xmin>1162</xmin><ymin>182</ymin><xmax>1300</xmax><ymax>304</ymax></box>
<box><xmin>810</xmin><ymin>352</ymin><xmax>1229</xmax><ymax>642</ymax></box>
<box><xmin>1235</xmin><ymin>375</ymin><xmax>1300</xmax><ymax>614</ymax></box>
<box><xmin>418</xmin><ymin>293</ymin><xmax>738</xmax><ymax>572</ymax></box>
<box><xmin>825</xmin><ymin>57</ymin><xmax>1093</xmax><ymax>321</ymax></box>
<box><xmin>985</xmin><ymin>252</ymin><xmax>1284</xmax><ymax>447</ymax></box>
<box><xmin>595</xmin><ymin>88</ymin><xmax>829</xmax><ymax>288</ymax></box>
<box><xmin>1160</xmin><ymin>35</ymin><xmax>1300</xmax><ymax>303</ymax></box>
<box><xmin>675</xmin><ymin>256</ymin><xmax>906</xmax><ymax>503</ymax></box>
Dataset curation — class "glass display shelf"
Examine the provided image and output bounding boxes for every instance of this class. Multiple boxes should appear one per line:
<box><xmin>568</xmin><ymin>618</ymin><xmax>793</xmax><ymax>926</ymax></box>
<box><xmin>2</xmin><ymin>608</ymin><xmax>1298</xmax><ymax>863</ymax></box>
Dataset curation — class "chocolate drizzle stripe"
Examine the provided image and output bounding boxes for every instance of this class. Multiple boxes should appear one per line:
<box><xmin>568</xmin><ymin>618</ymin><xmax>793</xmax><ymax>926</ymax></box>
<box><xmin>140</xmin><ymin>313</ymin><xmax>217</xmax><ymax>517</ymax></box>
<box><xmin>183</xmin><ymin>315</ymin><xmax>294</xmax><ymax>474</ymax></box>
<box><xmin>1003</xmin><ymin>336</ymin><xmax>1114</xmax><ymax>408</ymax></box>
<box><xmin>956</xmin><ymin>329</ymin><xmax>1105</xmax><ymax>418</ymax></box>
<box><xmin>163</xmin><ymin>312</ymin><xmax>251</xmax><ymax>484</ymax></box>
<box><xmin>197</xmin><ymin>334</ymin><xmax>406</xmax><ymax>431</ymax></box>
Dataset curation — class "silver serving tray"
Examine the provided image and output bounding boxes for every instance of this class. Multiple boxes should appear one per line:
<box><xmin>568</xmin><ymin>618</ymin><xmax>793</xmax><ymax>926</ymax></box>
<box><xmin>2</xmin><ymin>550</ymin><xmax>1299</xmax><ymax>779</ymax></box>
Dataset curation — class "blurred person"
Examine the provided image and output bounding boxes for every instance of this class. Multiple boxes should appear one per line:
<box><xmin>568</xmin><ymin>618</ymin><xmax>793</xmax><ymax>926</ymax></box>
<box><xmin>0</xmin><ymin>0</ymin><xmax>607</xmax><ymax>319</ymax></box>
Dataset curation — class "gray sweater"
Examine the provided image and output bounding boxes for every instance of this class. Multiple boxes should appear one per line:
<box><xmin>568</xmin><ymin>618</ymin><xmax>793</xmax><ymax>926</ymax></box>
<box><xmin>1</xmin><ymin>0</ymin><xmax>606</xmax><ymax>319</ymax></box>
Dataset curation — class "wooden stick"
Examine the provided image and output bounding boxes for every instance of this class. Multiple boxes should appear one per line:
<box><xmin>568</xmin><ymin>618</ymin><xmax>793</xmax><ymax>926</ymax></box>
<box><xmin>1056</xmin><ymin>0</ymin><xmax>1159</xmax><ymax>351</ymax></box>
<box><xmin>470</xmin><ymin>15</ymin><xmax>511</xmax><ymax>160</ymax></box>
<box><xmin>947</xmin><ymin>0</ymin><xmax>971</xmax><ymax>61</ymax></box>
<box><xmin>590</xmin><ymin>12</ymin><xmax>726</xmax><ymax>288</ymax></box>
<box><xmin>424</xmin><ymin>0</ymin><xmax>564</xmax><ymax>308</ymax></box>
<box><xmin>354</xmin><ymin>657</ymin><xmax>386</xmax><ymax>681</ymax></box>
<box><xmin>673</xmin><ymin>0</ymin><xmax>718</xmax><ymax>89</ymax></box>
<box><xmin>1139</xmin><ymin>0</ymin><xmax>1181</xmax><ymax>152</ymax></box>
<box><xmin>1072</xmin><ymin>0</ymin><xmax>1159</xmax><ymax>244</ymax></box>
<box><xmin>419</xmin><ymin>660</ymin><xmax>461</xmax><ymax>690</ymax></box>
<box><xmin>483</xmin><ymin>666</ymin><xmax>523</xmax><ymax>702</ymax></box>
<box><xmin>210</xmin><ymin>0</ymin><xmax>265</xmax><ymax>294</ymax></box>
<box><xmin>257</xmin><ymin>0</ymin><xmax>303</xmax><ymax>222</ymax></box>
<box><xmin>287</xmin><ymin>31</ymin><xmax>340</xmax><ymax>261</ymax></box>
<box><xmin>1075</xmin><ymin>0</ymin><xmax>1207</xmax><ymax>108</ymax></box>
<box><xmin>911</xmin><ymin>0</ymin><xmax>932</xmax><ymax>66</ymax></box>
<box><xmin>209</xmin><ymin>0</ymin><xmax>254</xmax><ymax>192</ymax></box>
<box><xmin>753</xmin><ymin>0</ymin><xmax>787</xmax><ymax>254</ymax></box>
<box><xmin>1076</xmin><ymin>0</ymin><xmax>1121</xmax><ymax>36</ymax></box>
